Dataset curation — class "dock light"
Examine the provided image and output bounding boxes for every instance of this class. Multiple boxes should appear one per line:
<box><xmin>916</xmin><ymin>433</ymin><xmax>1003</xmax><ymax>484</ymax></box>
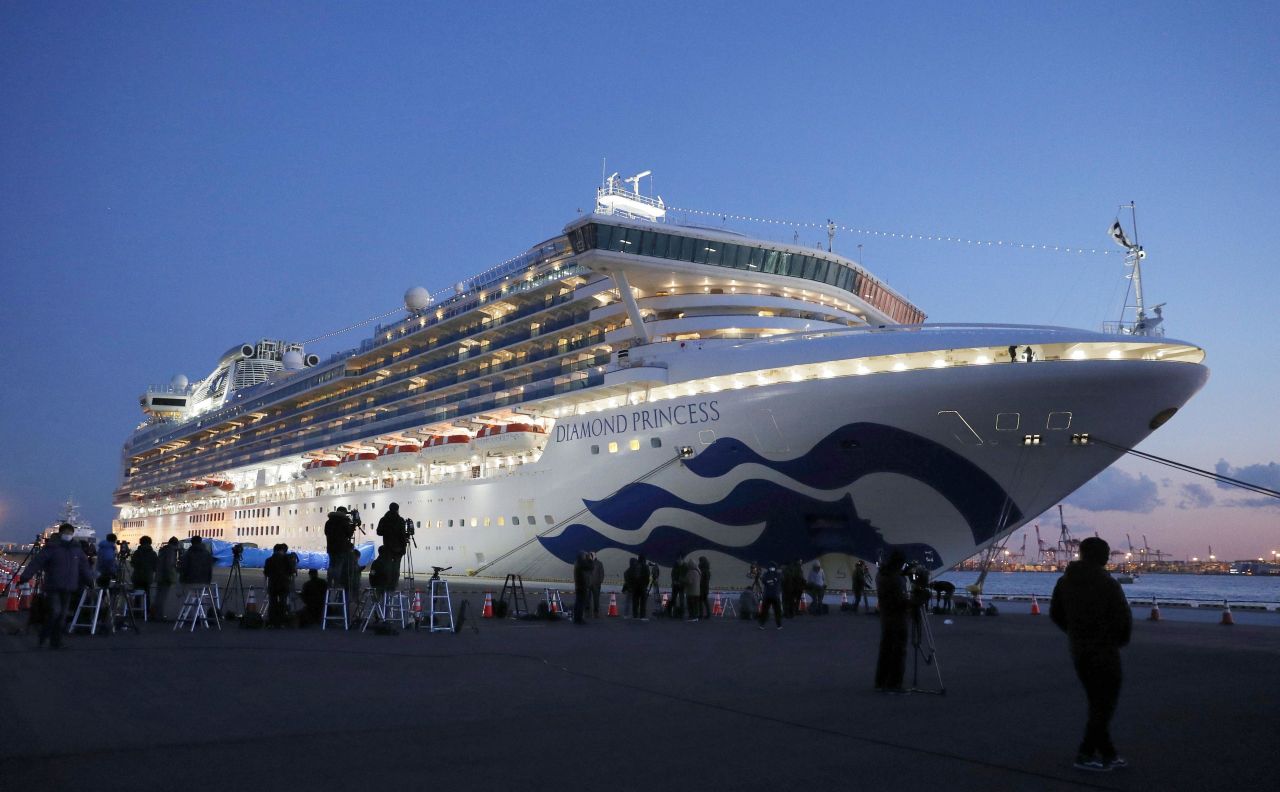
<box><xmin>678</xmin><ymin>446</ymin><xmax>695</xmax><ymax>459</ymax></box>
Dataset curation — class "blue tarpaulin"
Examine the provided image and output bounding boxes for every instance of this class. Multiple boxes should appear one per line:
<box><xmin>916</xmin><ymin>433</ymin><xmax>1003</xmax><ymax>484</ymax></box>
<box><xmin>206</xmin><ymin>539</ymin><xmax>375</xmax><ymax>570</ymax></box>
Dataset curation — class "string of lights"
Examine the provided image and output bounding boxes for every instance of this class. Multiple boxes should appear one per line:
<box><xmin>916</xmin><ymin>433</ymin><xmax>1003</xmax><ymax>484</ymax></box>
<box><xmin>667</xmin><ymin>205</ymin><xmax>1120</xmax><ymax>257</ymax></box>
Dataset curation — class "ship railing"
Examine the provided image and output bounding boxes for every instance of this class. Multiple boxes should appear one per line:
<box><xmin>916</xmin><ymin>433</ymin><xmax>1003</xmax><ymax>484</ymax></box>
<box><xmin>597</xmin><ymin>184</ymin><xmax>666</xmax><ymax>210</ymax></box>
<box><xmin>1101</xmin><ymin>320</ymin><xmax>1165</xmax><ymax>337</ymax></box>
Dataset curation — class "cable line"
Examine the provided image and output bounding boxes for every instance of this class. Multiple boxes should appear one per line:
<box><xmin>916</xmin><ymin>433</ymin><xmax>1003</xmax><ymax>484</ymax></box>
<box><xmin>1094</xmin><ymin>438</ymin><xmax>1280</xmax><ymax>500</ymax></box>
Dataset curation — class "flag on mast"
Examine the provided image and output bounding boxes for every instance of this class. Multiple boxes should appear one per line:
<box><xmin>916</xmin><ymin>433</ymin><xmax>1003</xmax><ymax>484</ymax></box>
<box><xmin>1109</xmin><ymin>220</ymin><xmax>1135</xmax><ymax>250</ymax></box>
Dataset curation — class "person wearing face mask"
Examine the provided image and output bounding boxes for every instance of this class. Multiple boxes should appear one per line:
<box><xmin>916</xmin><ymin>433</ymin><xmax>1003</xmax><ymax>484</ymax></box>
<box><xmin>17</xmin><ymin>523</ymin><xmax>94</xmax><ymax>649</ymax></box>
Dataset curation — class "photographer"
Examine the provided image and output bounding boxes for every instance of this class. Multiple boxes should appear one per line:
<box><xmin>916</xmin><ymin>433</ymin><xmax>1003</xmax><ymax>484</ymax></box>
<box><xmin>263</xmin><ymin>544</ymin><xmax>294</xmax><ymax>628</ymax></box>
<box><xmin>96</xmin><ymin>533</ymin><xmax>118</xmax><ymax>589</ymax></box>
<box><xmin>324</xmin><ymin>507</ymin><xmax>355</xmax><ymax>602</ymax></box>
<box><xmin>874</xmin><ymin>549</ymin><xmax>910</xmax><ymax>693</ymax></box>
<box><xmin>376</xmin><ymin>503</ymin><xmax>408</xmax><ymax>590</ymax></box>
<box><xmin>17</xmin><ymin>522</ymin><xmax>93</xmax><ymax>649</ymax></box>
<box><xmin>131</xmin><ymin>536</ymin><xmax>158</xmax><ymax>607</ymax></box>
<box><xmin>155</xmin><ymin>537</ymin><xmax>181</xmax><ymax>620</ymax></box>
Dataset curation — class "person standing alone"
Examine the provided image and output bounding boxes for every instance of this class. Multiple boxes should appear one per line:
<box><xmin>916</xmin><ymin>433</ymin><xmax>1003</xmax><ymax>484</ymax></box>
<box><xmin>1051</xmin><ymin>536</ymin><xmax>1131</xmax><ymax>772</ymax></box>
<box><xmin>17</xmin><ymin>523</ymin><xmax>93</xmax><ymax>649</ymax></box>
<box><xmin>375</xmin><ymin>503</ymin><xmax>407</xmax><ymax>591</ymax></box>
<box><xmin>874</xmin><ymin>549</ymin><xmax>909</xmax><ymax>693</ymax></box>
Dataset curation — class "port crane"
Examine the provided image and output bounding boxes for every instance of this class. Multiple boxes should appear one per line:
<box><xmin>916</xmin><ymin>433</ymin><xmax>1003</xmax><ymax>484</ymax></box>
<box><xmin>1056</xmin><ymin>505</ymin><xmax>1080</xmax><ymax>566</ymax></box>
<box><xmin>1035</xmin><ymin>524</ymin><xmax>1056</xmax><ymax>565</ymax></box>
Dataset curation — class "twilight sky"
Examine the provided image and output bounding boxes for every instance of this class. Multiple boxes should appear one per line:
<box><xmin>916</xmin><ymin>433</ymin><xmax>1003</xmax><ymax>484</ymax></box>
<box><xmin>1</xmin><ymin>2</ymin><xmax>1277</xmax><ymax>559</ymax></box>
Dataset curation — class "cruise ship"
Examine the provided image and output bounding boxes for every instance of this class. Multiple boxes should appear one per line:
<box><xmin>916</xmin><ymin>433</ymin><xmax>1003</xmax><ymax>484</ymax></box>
<box><xmin>112</xmin><ymin>175</ymin><xmax>1209</xmax><ymax>586</ymax></box>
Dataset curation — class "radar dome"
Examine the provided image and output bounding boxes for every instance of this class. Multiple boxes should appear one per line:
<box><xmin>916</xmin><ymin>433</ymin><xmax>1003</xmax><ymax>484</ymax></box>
<box><xmin>282</xmin><ymin>350</ymin><xmax>304</xmax><ymax>370</ymax></box>
<box><xmin>170</xmin><ymin>374</ymin><xmax>189</xmax><ymax>390</ymax></box>
<box><xmin>404</xmin><ymin>287</ymin><xmax>433</xmax><ymax>312</ymax></box>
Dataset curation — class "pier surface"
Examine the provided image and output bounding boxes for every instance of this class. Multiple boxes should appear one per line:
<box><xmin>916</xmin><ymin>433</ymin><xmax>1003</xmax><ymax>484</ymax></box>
<box><xmin>2</xmin><ymin>584</ymin><xmax>1276</xmax><ymax>792</ymax></box>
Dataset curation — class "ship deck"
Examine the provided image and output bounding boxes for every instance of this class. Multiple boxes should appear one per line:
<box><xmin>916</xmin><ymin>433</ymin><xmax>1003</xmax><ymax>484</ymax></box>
<box><xmin>2</xmin><ymin>580</ymin><xmax>1274</xmax><ymax>791</ymax></box>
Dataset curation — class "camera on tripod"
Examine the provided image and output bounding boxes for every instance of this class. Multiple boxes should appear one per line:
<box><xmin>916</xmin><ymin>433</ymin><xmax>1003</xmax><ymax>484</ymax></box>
<box><xmin>348</xmin><ymin>508</ymin><xmax>364</xmax><ymax>534</ymax></box>
<box><xmin>232</xmin><ymin>543</ymin><xmax>244</xmax><ymax>563</ymax></box>
<box><xmin>116</xmin><ymin>540</ymin><xmax>132</xmax><ymax>561</ymax></box>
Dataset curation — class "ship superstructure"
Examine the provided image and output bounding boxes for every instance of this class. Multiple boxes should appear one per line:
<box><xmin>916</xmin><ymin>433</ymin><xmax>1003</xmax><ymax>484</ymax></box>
<box><xmin>112</xmin><ymin>175</ymin><xmax>1207</xmax><ymax>585</ymax></box>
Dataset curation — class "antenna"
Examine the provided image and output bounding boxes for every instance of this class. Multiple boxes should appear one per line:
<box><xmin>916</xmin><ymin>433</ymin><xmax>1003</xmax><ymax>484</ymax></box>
<box><xmin>826</xmin><ymin>219</ymin><xmax>835</xmax><ymax>252</ymax></box>
<box><xmin>623</xmin><ymin>170</ymin><xmax>651</xmax><ymax>195</ymax></box>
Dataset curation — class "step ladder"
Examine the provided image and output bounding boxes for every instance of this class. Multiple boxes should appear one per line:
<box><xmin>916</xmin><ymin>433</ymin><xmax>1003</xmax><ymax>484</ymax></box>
<box><xmin>353</xmin><ymin>588</ymin><xmax>377</xmax><ymax>623</ymax></box>
<box><xmin>68</xmin><ymin>588</ymin><xmax>110</xmax><ymax>635</ymax></box>
<box><xmin>127</xmin><ymin>589</ymin><xmax>149</xmax><ymax>622</ymax></box>
<box><xmin>361</xmin><ymin>591</ymin><xmax>409</xmax><ymax>632</ymax></box>
<box><xmin>499</xmin><ymin>573</ymin><xmax>529</xmax><ymax>618</ymax></box>
<box><xmin>544</xmin><ymin>588</ymin><xmax>567</xmax><ymax>617</ymax></box>
<box><xmin>174</xmin><ymin>585</ymin><xmax>221</xmax><ymax>631</ymax></box>
<box><xmin>717</xmin><ymin>591</ymin><xmax>737</xmax><ymax>618</ymax></box>
<box><xmin>110</xmin><ymin>587</ymin><xmax>141</xmax><ymax>633</ymax></box>
<box><xmin>429</xmin><ymin>578</ymin><xmax>454</xmax><ymax>633</ymax></box>
<box><xmin>322</xmin><ymin>588</ymin><xmax>349</xmax><ymax>631</ymax></box>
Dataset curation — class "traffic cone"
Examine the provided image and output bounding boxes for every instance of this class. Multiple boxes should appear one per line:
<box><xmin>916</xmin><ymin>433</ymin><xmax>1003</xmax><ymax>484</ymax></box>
<box><xmin>19</xmin><ymin>582</ymin><xmax>32</xmax><ymax>610</ymax></box>
<box><xmin>1029</xmin><ymin>595</ymin><xmax>1041</xmax><ymax>616</ymax></box>
<box><xmin>841</xmin><ymin>590</ymin><xmax>849</xmax><ymax>608</ymax></box>
<box><xmin>797</xmin><ymin>594</ymin><xmax>807</xmax><ymax>614</ymax></box>
<box><xmin>245</xmin><ymin>588</ymin><xmax>258</xmax><ymax>615</ymax></box>
<box><xmin>1220</xmin><ymin>601</ymin><xmax>1234</xmax><ymax>626</ymax></box>
<box><xmin>711</xmin><ymin>592</ymin><xmax>723</xmax><ymax>616</ymax></box>
<box><xmin>607</xmin><ymin>592</ymin><xmax>619</xmax><ymax>617</ymax></box>
<box><xmin>1147</xmin><ymin>598</ymin><xmax>1161</xmax><ymax>622</ymax></box>
<box><xmin>482</xmin><ymin>592</ymin><xmax>495</xmax><ymax>618</ymax></box>
<box><xmin>411</xmin><ymin>590</ymin><xmax>424</xmax><ymax>622</ymax></box>
<box><xmin>4</xmin><ymin>582</ymin><xmax>18</xmax><ymax>612</ymax></box>
<box><xmin>661</xmin><ymin>592</ymin><xmax>670</xmax><ymax>611</ymax></box>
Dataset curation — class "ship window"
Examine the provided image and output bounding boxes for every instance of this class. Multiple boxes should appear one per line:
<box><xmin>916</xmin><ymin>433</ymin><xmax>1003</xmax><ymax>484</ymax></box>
<box><xmin>276</xmin><ymin>507</ymin><xmax>281</xmax><ymax>516</ymax></box>
<box><xmin>448</xmin><ymin>520</ymin><xmax>453</xmax><ymax>527</ymax></box>
<box><xmin>704</xmin><ymin>243</ymin><xmax>721</xmax><ymax>265</ymax></box>
<box><xmin>497</xmin><ymin>517</ymin><xmax>505</xmax><ymax>526</ymax></box>
<box><xmin>608</xmin><ymin>442</ymin><xmax>618</xmax><ymax>453</ymax></box>
<box><xmin>1047</xmin><ymin>411</ymin><xmax>1072</xmax><ymax>430</ymax></box>
<box><xmin>484</xmin><ymin>517</ymin><xmax>491</xmax><ymax>527</ymax></box>
<box><xmin>527</xmin><ymin>515</ymin><xmax>536</xmax><ymax>525</ymax></box>
<box><xmin>678</xmin><ymin>236</ymin><xmax>695</xmax><ymax>261</ymax></box>
<box><xmin>591</xmin><ymin>445</ymin><xmax>600</xmax><ymax>455</ymax></box>
<box><xmin>996</xmin><ymin>413</ymin><xmax>1021</xmax><ymax>431</ymax></box>
<box><xmin>544</xmin><ymin>515</ymin><xmax>554</xmax><ymax>524</ymax></box>
<box><xmin>776</xmin><ymin>252</ymin><xmax>792</xmax><ymax>276</ymax></box>
<box><xmin>652</xmin><ymin>232</ymin><xmax>670</xmax><ymax>258</ymax></box>
<box><xmin>641</xmin><ymin>230</ymin><xmax>657</xmax><ymax>256</ymax></box>
<box><xmin>470</xmin><ymin>518</ymin><xmax>477</xmax><ymax>527</ymax></box>
<box><xmin>629</xmin><ymin>439</ymin><xmax>640</xmax><ymax>451</ymax></box>
<box><xmin>650</xmin><ymin>437</ymin><xmax>662</xmax><ymax>448</ymax></box>
<box><xmin>596</xmin><ymin>224</ymin><xmax>615</xmax><ymax>250</ymax></box>
<box><xmin>762</xmin><ymin>250</ymin><xmax>779</xmax><ymax>274</ymax></box>
<box><xmin>511</xmin><ymin>517</ymin><xmax>519</xmax><ymax>526</ymax></box>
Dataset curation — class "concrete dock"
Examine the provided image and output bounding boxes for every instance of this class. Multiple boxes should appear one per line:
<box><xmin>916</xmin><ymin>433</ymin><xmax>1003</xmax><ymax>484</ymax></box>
<box><xmin>1</xmin><ymin>583</ymin><xmax>1276</xmax><ymax>792</ymax></box>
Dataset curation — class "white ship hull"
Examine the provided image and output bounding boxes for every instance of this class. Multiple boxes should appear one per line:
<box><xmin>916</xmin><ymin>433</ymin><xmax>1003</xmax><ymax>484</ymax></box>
<box><xmin>114</xmin><ymin>327</ymin><xmax>1208</xmax><ymax>587</ymax></box>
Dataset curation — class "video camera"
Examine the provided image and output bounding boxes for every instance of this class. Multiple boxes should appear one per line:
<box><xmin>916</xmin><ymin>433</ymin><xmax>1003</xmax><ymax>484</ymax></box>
<box><xmin>116</xmin><ymin>540</ymin><xmax>132</xmax><ymax>560</ymax></box>
<box><xmin>232</xmin><ymin>543</ymin><xmax>244</xmax><ymax>562</ymax></box>
<box><xmin>348</xmin><ymin>508</ymin><xmax>364</xmax><ymax>534</ymax></box>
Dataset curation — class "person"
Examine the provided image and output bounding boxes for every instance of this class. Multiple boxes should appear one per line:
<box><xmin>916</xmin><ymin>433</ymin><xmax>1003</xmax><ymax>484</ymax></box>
<box><xmin>757</xmin><ymin>562</ymin><xmax>783</xmax><ymax>629</ymax></box>
<box><xmin>647</xmin><ymin>559</ymin><xmax>660</xmax><ymax>614</ymax></box>
<box><xmin>747</xmin><ymin>562</ymin><xmax>762</xmax><ymax>600</ymax></box>
<box><xmin>324</xmin><ymin>507</ymin><xmax>355</xmax><ymax>604</ymax></box>
<box><xmin>852</xmin><ymin>560</ymin><xmax>870</xmax><ymax>613</ymax></box>
<box><xmin>131</xmin><ymin>536</ymin><xmax>158</xmax><ymax>611</ymax></box>
<box><xmin>17</xmin><ymin>523</ymin><xmax>93</xmax><ymax>649</ymax></box>
<box><xmin>1051</xmin><ymin>536</ymin><xmax>1132</xmax><ymax>772</ymax></box>
<box><xmin>635</xmin><ymin>555</ymin><xmax>651</xmax><ymax>621</ymax></box>
<box><xmin>178</xmin><ymin>535</ymin><xmax>214</xmax><ymax>605</ymax></box>
<box><xmin>807</xmin><ymin>561</ymin><xmax>826</xmax><ymax>614</ymax></box>
<box><xmin>589</xmin><ymin>552</ymin><xmax>604</xmax><ymax>617</ymax></box>
<box><xmin>697</xmin><ymin>556</ymin><xmax>711</xmax><ymax>618</ymax></box>
<box><xmin>782</xmin><ymin>559</ymin><xmax>804</xmax><ymax>617</ymax></box>
<box><xmin>263</xmin><ymin>544</ymin><xmax>294</xmax><ymax>627</ymax></box>
<box><xmin>375</xmin><ymin>502</ymin><xmax>407</xmax><ymax>590</ymax></box>
<box><xmin>1024</xmin><ymin>345</ymin><xmax>1035</xmax><ymax>363</ymax></box>
<box><xmin>155</xmin><ymin>537</ymin><xmax>181</xmax><ymax>620</ymax></box>
<box><xmin>1008</xmin><ymin>344</ymin><xmax>1018</xmax><ymax>362</ymax></box>
<box><xmin>668</xmin><ymin>556</ymin><xmax>687</xmax><ymax>618</ymax></box>
<box><xmin>572</xmin><ymin>551</ymin><xmax>592</xmax><ymax>624</ymax></box>
<box><xmin>874</xmin><ymin>550</ymin><xmax>909</xmax><ymax>692</ymax></box>
<box><xmin>96</xmin><ymin>533</ymin><xmax>118</xmax><ymax>590</ymax></box>
<box><xmin>368</xmin><ymin>545</ymin><xmax>399</xmax><ymax>602</ymax></box>
<box><xmin>623</xmin><ymin>557</ymin><xmax>639</xmax><ymax>618</ymax></box>
<box><xmin>685</xmin><ymin>559</ymin><xmax>702</xmax><ymax>622</ymax></box>
<box><xmin>299</xmin><ymin>569</ymin><xmax>328</xmax><ymax>627</ymax></box>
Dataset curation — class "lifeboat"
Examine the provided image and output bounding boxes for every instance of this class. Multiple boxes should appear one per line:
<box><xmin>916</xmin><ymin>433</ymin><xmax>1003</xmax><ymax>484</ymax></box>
<box><xmin>185</xmin><ymin>481</ymin><xmax>208</xmax><ymax>500</ymax></box>
<box><xmin>421</xmin><ymin>433</ymin><xmax>473</xmax><ymax>465</ymax></box>
<box><xmin>130</xmin><ymin>492</ymin><xmax>145</xmax><ymax>504</ymax></box>
<box><xmin>205</xmin><ymin>477</ymin><xmax>235</xmax><ymax>493</ymax></box>
<box><xmin>373</xmin><ymin>442</ymin><xmax>423</xmax><ymax>473</ymax></box>
<box><xmin>338</xmin><ymin>449</ymin><xmax>378</xmax><ymax>477</ymax></box>
<box><xmin>302</xmin><ymin>457</ymin><xmax>340</xmax><ymax>481</ymax></box>
<box><xmin>472</xmin><ymin>423</ymin><xmax>548</xmax><ymax>456</ymax></box>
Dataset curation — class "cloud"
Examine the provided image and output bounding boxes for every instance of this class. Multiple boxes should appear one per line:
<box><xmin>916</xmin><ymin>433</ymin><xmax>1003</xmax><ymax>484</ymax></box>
<box><xmin>1214</xmin><ymin>459</ymin><xmax>1280</xmax><ymax>507</ymax></box>
<box><xmin>1176</xmin><ymin>483</ymin><xmax>1215</xmax><ymax>510</ymax></box>
<box><xmin>1066</xmin><ymin>467</ymin><xmax>1161</xmax><ymax>513</ymax></box>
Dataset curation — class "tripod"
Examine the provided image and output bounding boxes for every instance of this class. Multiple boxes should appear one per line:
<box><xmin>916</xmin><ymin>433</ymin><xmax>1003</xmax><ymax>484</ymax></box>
<box><xmin>908</xmin><ymin>603</ymin><xmax>945</xmax><ymax>695</ymax></box>
<box><xmin>223</xmin><ymin>553</ymin><xmax>247</xmax><ymax>618</ymax></box>
<box><xmin>401</xmin><ymin>519</ymin><xmax>418</xmax><ymax>592</ymax></box>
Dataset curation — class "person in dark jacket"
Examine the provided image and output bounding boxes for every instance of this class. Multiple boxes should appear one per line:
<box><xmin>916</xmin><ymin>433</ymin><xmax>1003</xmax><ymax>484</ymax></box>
<box><xmin>572</xmin><ymin>551</ymin><xmax>592</xmax><ymax>624</ymax></box>
<box><xmin>852</xmin><ymin>560</ymin><xmax>870</xmax><ymax>613</ymax></box>
<box><xmin>368</xmin><ymin>545</ymin><xmax>399</xmax><ymax>600</ymax></box>
<box><xmin>155</xmin><ymin>537</ymin><xmax>181</xmax><ymax>620</ymax></box>
<box><xmin>874</xmin><ymin>549</ymin><xmax>909</xmax><ymax>692</ymax></box>
<box><xmin>131</xmin><ymin>536</ymin><xmax>158</xmax><ymax>609</ymax></box>
<box><xmin>1051</xmin><ymin>536</ymin><xmax>1132</xmax><ymax>772</ymax></box>
<box><xmin>325</xmin><ymin>507</ymin><xmax>355</xmax><ymax>603</ymax></box>
<box><xmin>757</xmin><ymin>562</ymin><xmax>784</xmax><ymax>629</ymax></box>
<box><xmin>588</xmin><ymin>553</ymin><xmax>604</xmax><ymax>617</ymax></box>
<box><xmin>697</xmin><ymin>556</ymin><xmax>711</xmax><ymax>618</ymax></box>
<box><xmin>635</xmin><ymin>555</ymin><xmax>651</xmax><ymax>620</ymax></box>
<box><xmin>623</xmin><ymin>558</ymin><xmax>639</xmax><ymax>618</ymax></box>
<box><xmin>178</xmin><ymin>536</ymin><xmax>214</xmax><ymax>608</ymax></box>
<box><xmin>782</xmin><ymin>559</ymin><xmax>804</xmax><ymax>617</ymax></box>
<box><xmin>18</xmin><ymin>523</ymin><xmax>93</xmax><ymax>648</ymax></box>
<box><xmin>668</xmin><ymin>556</ymin><xmax>687</xmax><ymax>618</ymax></box>
<box><xmin>299</xmin><ymin>569</ymin><xmax>328</xmax><ymax>627</ymax></box>
<box><xmin>96</xmin><ymin>533</ymin><xmax>118</xmax><ymax>590</ymax></box>
<box><xmin>375</xmin><ymin>503</ymin><xmax>407</xmax><ymax>590</ymax></box>
<box><xmin>263</xmin><ymin>544</ymin><xmax>294</xmax><ymax>627</ymax></box>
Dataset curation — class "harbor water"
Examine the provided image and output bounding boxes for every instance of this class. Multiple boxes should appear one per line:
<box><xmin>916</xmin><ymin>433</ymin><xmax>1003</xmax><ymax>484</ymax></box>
<box><xmin>936</xmin><ymin>570</ymin><xmax>1280</xmax><ymax>607</ymax></box>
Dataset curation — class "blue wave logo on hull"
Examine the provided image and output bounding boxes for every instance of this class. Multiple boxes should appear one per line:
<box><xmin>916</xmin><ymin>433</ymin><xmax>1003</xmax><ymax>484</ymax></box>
<box><xmin>539</xmin><ymin>422</ymin><xmax>1021</xmax><ymax>570</ymax></box>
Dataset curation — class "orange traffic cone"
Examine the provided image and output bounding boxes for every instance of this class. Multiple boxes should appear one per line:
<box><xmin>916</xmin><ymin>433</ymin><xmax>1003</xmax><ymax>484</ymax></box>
<box><xmin>19</xmin><ymin>582</ymin><xmax>32</xmax><ymax>610</ymax></box>
<box><xmin>1148</xmin><ymin>598</ymin><xmax>1161</xmax><ymax>622</ymax></box>
<box><xmin>711</xmin><ymin>592</ymin><xmax>723</xmax><ymax>617</ymax></box>
<box><xmin>411</xmin><ymin>590</ymin><xmax>424</xmax><ymax>622</ymax></box>
<box><xmin>245</xmin><ymin>588</ymin><xmax>258</xmax><ymax>615</ymax></box>
<box><xmin>4</xmin><ymin>582</ymin><xmax>18</xmax><ymax>612</ymax></box>
<box><xmin>482</xmin><ymin>592</ymin><xmax>495</xmax><ymax>618</ymax></box>
<box><xmin>1220</xmin><ymin>601</ymin><xmax>1234</xmax><ymax>626</ymax></box>
<box><xmin>607</xmin><ymin>592</ymin><xmax>619</xmax><ymax>617</ymax></box>
<box><xmin>1029</xmin><ymin>595</ymin><xmax>1041</xmax><ymax>616</ymax></box>
<box><xmin>797</xmin><ymin>594</ymin><xmax>807</xmax><ymax>614</ymax></box>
